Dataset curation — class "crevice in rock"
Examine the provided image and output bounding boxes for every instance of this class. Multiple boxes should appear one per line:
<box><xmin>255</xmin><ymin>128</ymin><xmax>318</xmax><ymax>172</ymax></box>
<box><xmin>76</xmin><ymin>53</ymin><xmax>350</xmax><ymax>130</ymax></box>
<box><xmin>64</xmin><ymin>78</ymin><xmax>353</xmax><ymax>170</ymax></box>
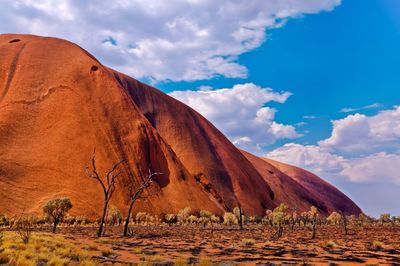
<box><xmin>194</xmin><ymin>172</ymin><xmax>229</xmax><ymax>211</ymax></box>
<box><xmin>5</xmin><ymin>85</ymin><xmax>77</xmax><ymax>106</ymax></box>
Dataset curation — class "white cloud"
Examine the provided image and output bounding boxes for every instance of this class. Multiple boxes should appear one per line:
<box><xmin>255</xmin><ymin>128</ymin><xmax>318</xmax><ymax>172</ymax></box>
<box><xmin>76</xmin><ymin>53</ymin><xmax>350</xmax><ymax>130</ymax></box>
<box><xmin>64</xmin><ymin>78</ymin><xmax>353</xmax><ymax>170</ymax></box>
<box><xmin>339</xmin><ymin>102</ymin><xmax>383</xmax><ymax>113</ymax></box>
<box><xmin>340</xmin><ymin>152</ymin><xmax>400</xmax><ymax>185</ymax></box>
<box><xmin>303</xmin><ymin>115</ymin><xmax>317</xmax><ymax>119</ymax></box>
<box><xmin>295</xmin><ymin>121</ymin><xmax>307</xmax><ymax>127</ymax></box>
<box><xmin>266</xmin><ymin>144</ymin><xmax>400</xmax><ymax>186</ymax></box>
<box><xmin>169</xmin><ymin>83</ymin><xmax>301</xmax><ymax>152</ymax></box>
<box><xmin>319</xmin><ymin>106</ymin><xmax>400</xmax><ymax>154</ymax></box>
<box><xmin>267</xmin><ymin>106</ymin><xmax>400</xmax><ymax>186</ymax></box>
<box><xmin>0</xmin><ymin>0</ymin><xmax>341</xmax><ymax>82</ymax></box>
<box><xmin>266</xmin><ymin>143</ymin><xmax>345</xmax><ymax>174</ymax></box>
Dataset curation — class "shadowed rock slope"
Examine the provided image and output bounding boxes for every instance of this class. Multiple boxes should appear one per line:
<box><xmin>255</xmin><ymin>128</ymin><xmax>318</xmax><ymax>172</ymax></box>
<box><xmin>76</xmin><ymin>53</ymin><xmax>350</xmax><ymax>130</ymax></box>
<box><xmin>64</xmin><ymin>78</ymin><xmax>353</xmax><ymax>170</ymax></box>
<box><xmin>241</xmin><ymin>151</ymin><xmax>361</xmax><ymax>215</ymax></box>
<box><xmin>0</xmin><ymin>34</ymin><xmax>361</xmax><ymax>217</ymax></box>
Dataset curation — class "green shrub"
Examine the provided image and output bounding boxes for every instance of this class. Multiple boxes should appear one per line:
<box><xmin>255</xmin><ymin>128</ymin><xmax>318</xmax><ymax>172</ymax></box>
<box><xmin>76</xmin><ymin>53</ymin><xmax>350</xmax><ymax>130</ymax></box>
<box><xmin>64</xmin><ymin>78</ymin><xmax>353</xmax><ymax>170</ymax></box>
<box><xmin>107</xmin><ymin>206</ymin><xmax>122</xmax><ymax>226</ymax></box>
<box><xmin>177</xmin><ymin>207</ymin><xmax>191</xmax><ymax>224</ymax></box>
<box><xmin>223</xmin><ymin>212</ymin><xmax>238</xmax><ymax>226</ymax></box>
<box><xmin>187</xmin><ymin>215</ymin><xmax>198</xmax><ymax>224</ymax></box>
<box><xmin>43</xmin><ymin>197</ymin><xmax>73</xmax><ymax>233</ymax></box>
<box><xmin>210</xmin><ymin>215</ymin><xmax>221</xmax><ymax>224</ymax></box>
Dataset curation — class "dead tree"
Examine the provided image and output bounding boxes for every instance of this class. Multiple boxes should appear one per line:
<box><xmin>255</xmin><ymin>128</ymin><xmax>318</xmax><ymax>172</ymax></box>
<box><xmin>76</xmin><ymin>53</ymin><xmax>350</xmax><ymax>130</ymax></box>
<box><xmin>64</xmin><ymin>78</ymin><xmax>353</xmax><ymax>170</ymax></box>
<box><xmin>86</xmin><ymin>153</ymin><xmax>124</xmax><ymax>237</ymax></box>
<box><xmin>123</xmin><ymin>169</ymin><xmax>161</xmax><ymax>237</ymax></box>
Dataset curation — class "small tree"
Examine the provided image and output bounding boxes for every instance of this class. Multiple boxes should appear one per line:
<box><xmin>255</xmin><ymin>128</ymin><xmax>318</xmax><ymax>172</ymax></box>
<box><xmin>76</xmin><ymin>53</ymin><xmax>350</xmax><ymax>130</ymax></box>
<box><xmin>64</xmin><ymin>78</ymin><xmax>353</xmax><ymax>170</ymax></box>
<box><xmin>301</xmin><ymin>211</ymin><xmax>310</xmax><ymax>227</ymax></box>
<box><xmin>123</xmin><ymin>170</ymin><xmax>161</xmax><ymax>237</ymax></box>
<box><xmin>340</xmin><ymin>211</ymin><xmax>349</xmax><ymax>235</ymax></box>
<box><xmin>199</xmin><ymin>210</ymin><xmax>212</xmax><ymax>227</ymax></box>
<box><xmin>262</xmin><ymin>209</ymin><xmax>273</xmax><ymax>227</ymax></box>
<box><xmin>177</xmin><ymin>207</ymin><xmax>192</xmax><ymax>225</ymax></box>
<box><xmin>187</xmin><ymin>215</ymin><xmax>198</xmax><ymax>224</ymax></box>
<box><xmin>356</xmin><ymin>213</ymin><xmax>369</xmax><ymax>226</ymax></box>
<box><xmin>136</xmin><ymin>212</ymin><xmax>147</xmax><ymax>224</ymax></box>
<box><xmin>223</xmin><ymin>212</ymin><xmax>238</xmax><ymax>226</ymax></box>
<box><xmin>309</xmin><ymin>206</ymin><xmax>318</xmax><ymax>239</ymax></box>
<box><xmin>233</xmin><ymin>206</ymin><xmax>244</xmax><ymax>230</ymax></box>
<box><xmin>14</xmin><ymin>216</ymin><xmax>36</xmax><ymax>243</ymax></box>
<box><xmin>43</xmin><ymin>198</ymin><xmax>73</xmax><ymax>233</ymax></box>
<box><xmin>85</xmin><ymin>153</ymin><xmax>124</xmax><ymax>237</ymax></box>
<box><xmin>327</xmin><ymin>212</ymin><xmax>341</xmax><ymax>225</ymax></box>
<box><xmin>108</xmin><ymin>206</ymin><xmax>122</xmax><ymax>226</ymax></box>
<box><xmin>380</xmin><ymin>213</ymin><xmax>391</xmax><ymax>225</ymax></box>
<box><xmin>271</xmin><ymin>203</ymin><xmax>287</xmax><ymax>239</ymax></box>
<box><xmin>165</xmin><ymin>214</ymin><xmax>177</xmax><ymax>225</ymax></box>
<box><xmin>210</xmin><ymin>215</ymin><xmax>221</xmax><ymax>225</ymax></box>
<box><xmin>288</xmin><ymin>211</ymin><xmax>298</xmax><ymax>231</ymax></box>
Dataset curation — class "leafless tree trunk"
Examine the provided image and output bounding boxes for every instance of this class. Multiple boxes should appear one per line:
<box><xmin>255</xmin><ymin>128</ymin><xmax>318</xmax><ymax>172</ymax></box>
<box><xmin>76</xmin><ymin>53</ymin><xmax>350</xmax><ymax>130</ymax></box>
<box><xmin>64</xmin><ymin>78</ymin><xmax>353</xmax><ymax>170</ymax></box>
<box><xmin>311</xmin><ymin>217</ymin><xmax>317</xmax><ymax>239</ymax></box>
<box><xmin>86</xmin><ymin>152</ymin><xmax>124</xmax><ymax>237</ymax></box>
<box><xmin>238</xmin><ymin>205</ymin><xmax>243</xmax><ymax>230</ymax></box>
<box><xmin>123</xmin><ymin>170</ymin><xmax>161</xmax><ymax>237</ymax></box>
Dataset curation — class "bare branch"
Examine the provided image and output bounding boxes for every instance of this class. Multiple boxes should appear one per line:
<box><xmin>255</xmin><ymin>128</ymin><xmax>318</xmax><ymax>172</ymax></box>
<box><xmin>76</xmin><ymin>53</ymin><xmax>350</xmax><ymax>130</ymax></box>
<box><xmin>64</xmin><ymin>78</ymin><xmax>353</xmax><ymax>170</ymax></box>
<box><xmin>106</xmin><ymin>160</ymin><xmax>124</xmax><ymax>186</ymax></box>
<box><xmin>123</xmin><ymin>169</ymin><xmax>162</xmax><ymax>236</ymax></box>
<box><xmin>129</xmin><ymin>171</ymin><xmax>161</xmax><ymax>200</ymax></box>
<box><xmin>84</xmin><ymin>151</ymin><xmax>125</xmax><ymax>237</ymax></box>
<box><xmin>90</xmin><ymin>154</ymin><xmax>107</xmax><ymax>195</ymax></box>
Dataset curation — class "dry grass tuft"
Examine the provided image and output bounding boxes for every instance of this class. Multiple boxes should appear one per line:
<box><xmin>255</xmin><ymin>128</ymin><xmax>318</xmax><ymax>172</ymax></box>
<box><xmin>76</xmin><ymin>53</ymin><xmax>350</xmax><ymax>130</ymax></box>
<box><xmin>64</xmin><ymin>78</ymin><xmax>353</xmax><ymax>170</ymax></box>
<box><xmin>241</xmin><ymin>238</ymin><xmax>256</xmax><ymax>246</ymax></box>
<box><xmin>0</xmin><ymin>232</ymin><xmax>99</xmax><ymax>265</ymax></box>
<box><xmin>366</xmin><ymin>240</ymin><xmax>385</xmax><ymax>251</ymax></box>
<box><xmin>323</xmin><ymin>240</ymin><xmax>337</xmax><ymax>248</ymax></box>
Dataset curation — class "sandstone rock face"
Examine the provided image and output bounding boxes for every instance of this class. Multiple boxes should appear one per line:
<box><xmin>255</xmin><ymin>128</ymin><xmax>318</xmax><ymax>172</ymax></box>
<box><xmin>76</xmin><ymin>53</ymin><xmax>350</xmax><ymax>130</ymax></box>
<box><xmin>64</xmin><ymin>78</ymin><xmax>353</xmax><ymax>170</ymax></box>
<box><xmin>261</xmin><ymin>158</ymin><xmax>362</xmax><ymax>214</ymax></box>
<box><xmin>0</xmin><ymin>34</ymin><xmax>361</xmax><ymax>217</ymax></box>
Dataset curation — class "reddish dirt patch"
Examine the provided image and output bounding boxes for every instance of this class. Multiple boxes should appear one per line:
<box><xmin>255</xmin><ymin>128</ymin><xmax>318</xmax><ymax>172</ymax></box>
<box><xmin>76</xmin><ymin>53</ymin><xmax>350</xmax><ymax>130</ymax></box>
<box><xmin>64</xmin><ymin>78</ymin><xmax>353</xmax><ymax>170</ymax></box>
<box><xmin>6</xmin><ymin>224</ymin><xmax>398</xmax><ymax>265</ymax></box>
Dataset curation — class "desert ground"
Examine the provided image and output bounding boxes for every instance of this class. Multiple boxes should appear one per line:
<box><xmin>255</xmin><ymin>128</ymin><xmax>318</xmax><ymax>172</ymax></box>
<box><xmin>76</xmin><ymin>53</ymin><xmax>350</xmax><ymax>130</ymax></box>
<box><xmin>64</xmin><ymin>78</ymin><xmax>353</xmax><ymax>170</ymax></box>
<box><xmin>1</xmin><ymin>223</ymin><xmax>399</xmax><ymax>265</ymax></box>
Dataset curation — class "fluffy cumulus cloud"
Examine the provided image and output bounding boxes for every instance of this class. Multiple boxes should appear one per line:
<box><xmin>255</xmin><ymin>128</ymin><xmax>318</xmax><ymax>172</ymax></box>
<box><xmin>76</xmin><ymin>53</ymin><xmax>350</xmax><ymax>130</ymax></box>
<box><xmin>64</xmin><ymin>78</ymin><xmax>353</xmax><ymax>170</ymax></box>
<box><xmin>266</xmin><ymin>106</ymin><xmax>400</xmax><ymax>187</ymax></box>
<box><xmin>319</xmin><ymin>106</ymin><xmax>400</xmax><ymax>154</ymax></box>
<box><xmin>0</xmin><ymin>0</ymin><xmax>341</xmax><ymax>82</ymax></box>
<box><xmin>267</xmin><ymin>144</ymin><xmax>400</xmax><ymax>186</ymax></box>
<box><xmin>170</xmin><ymin>83</ymin><xmax>302</xmax><ymax>152</ymax></box>
<box><xmin>265</xmin><ymin>143</ymin><xmax>345</xmax><ymax>174</ymax></box>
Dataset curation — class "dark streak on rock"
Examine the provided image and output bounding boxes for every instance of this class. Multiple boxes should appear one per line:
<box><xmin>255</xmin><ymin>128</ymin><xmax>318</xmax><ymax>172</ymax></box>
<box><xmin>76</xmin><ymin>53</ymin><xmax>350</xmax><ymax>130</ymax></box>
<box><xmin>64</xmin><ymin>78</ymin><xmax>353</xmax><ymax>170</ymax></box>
<box><xmin>1</xmin><ymin>43</ymin><xmax>26</xmax><ymax>103</ymax></box>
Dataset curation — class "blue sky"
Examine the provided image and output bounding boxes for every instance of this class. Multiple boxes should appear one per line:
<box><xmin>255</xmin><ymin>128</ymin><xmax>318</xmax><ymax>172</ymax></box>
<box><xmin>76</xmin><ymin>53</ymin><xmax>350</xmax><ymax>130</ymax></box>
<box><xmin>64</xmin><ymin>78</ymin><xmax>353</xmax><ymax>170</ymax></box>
<box><xmin>165</xmin><ymin>0</ymin><xmax>400</xmax><ymax>216</ymax></box>
<box><xmin>160</xmin><ymin>0</ymin><xmax>400</xmax><ymax>149</ymax></box>
<box><xmin>1</xmin><ymin>0</ymin><xmax>399</xmax><ymax>216</ymax></box>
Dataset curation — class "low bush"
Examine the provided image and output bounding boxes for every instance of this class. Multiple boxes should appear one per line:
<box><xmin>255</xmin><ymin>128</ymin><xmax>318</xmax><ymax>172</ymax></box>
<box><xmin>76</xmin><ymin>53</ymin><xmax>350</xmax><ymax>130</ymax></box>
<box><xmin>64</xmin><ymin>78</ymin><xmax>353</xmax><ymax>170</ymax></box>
<box><xmin>164</xmin><ymin>214</ymin><xmax>177</xmax><ymax>225</ymax></box>
<box><xmin>323</xmin><ymin>240</ymin><xmax>337</xmax><ymax>248</ymax></box>
<box><xmin>223</xmin><ymin>212</ymin><xmax>238</xmax><ymax>226</ymax></box>
<box><xmin>241</xmin><ymin>238</ymin><xmax>255</xmax><ymax>246</ymax></box>
<box><xmin>187</xmin><ymin>215</ymin><xmax>198</xmax><ymax>224</ymax></box>
<box><xmin>366</xmin><ymin>240</ymin><xmax>385</xmax><ymax>251</ymax></box>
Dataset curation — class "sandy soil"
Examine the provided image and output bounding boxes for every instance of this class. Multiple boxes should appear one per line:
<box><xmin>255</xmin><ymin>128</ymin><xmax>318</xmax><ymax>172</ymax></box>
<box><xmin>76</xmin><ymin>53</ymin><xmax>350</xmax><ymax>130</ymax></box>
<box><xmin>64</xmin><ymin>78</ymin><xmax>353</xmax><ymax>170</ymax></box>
<box><xmin>23</xmin><ymin>224</ymin><xmax>400</xmax><ymax>265</ymax></box>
